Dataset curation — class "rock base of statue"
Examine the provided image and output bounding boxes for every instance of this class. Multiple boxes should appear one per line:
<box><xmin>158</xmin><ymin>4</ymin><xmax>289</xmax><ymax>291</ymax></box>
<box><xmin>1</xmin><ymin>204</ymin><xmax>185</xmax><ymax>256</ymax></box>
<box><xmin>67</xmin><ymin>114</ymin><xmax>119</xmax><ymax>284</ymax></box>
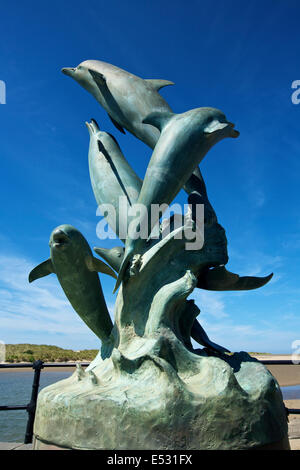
<box><xmin>33</xmin><ymin>335</ymin><xmax>289</xmax><ymax>450</ymax></box>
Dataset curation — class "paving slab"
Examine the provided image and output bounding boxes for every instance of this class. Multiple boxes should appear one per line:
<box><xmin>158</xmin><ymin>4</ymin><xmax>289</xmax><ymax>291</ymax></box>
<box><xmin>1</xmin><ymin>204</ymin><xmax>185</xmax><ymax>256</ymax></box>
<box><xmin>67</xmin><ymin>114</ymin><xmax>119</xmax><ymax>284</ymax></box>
<box><xmin>289</xmin><ymin>421</ymin><xmax>300</xmax><ymax>439</ymax></box>
<box><xmin>289</xmin><ymin>438</ymin><xmax>300</xmax><ymax>450</ymax></box>
<box><xmin>14</xmin><ymin>443</ymin><xmax>33</xmax><ymax>450</ymax></box>
<box><xmin>0</xmin><ymin>442</ymin><xmax>21</xmax><ymax>450</ymax></box>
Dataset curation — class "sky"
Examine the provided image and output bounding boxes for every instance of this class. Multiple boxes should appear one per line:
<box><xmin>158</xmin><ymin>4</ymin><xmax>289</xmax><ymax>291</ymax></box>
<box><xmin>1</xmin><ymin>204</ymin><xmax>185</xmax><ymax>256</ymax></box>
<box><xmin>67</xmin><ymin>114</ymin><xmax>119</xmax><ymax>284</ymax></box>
<box><xmin>0</xmin><ymin>0</ymin><xmax>300</xmax><ymax>353</ymax></box>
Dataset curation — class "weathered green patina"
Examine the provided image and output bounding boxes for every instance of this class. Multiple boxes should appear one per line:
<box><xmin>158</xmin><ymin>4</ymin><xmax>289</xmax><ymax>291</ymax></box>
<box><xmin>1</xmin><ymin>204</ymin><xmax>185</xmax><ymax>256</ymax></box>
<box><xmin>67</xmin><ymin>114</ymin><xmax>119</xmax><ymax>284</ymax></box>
<box><xmin>30</xmin><ymin>60</ymin><xmax>289</xmax><ymax>450</ymax></box>
<box><xmin>86</xmin><ymin>119</ymin><xmax>142</xmax><ymax>241</ymax></box>
<box><xmin>29</xmin><ymin>225</ymin><xmax>116</xmax><ymax>344</ymax></box>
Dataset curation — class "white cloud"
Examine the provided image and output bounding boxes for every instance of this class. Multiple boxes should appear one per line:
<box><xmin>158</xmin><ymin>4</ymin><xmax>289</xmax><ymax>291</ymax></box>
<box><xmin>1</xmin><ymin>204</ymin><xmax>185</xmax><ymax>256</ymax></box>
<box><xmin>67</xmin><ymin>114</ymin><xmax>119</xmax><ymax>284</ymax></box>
<box><xmin>0</xmin><ymin>253</ymin><xmax>101</xmax><ymax>349</ymax></box>
<box><xmin>192</xmin><ymin>312</ymin><xmax>299</xmax><ymax>354</ymax></box>
<box><xmin>189</xmin><ymin>290</ymin><xmax>228</xmax><ymax>319</ymax></box>
<box><xmin>0</xmin><ymin>251</ymin><xmax>297</xmax><ymax>354</ymax></box>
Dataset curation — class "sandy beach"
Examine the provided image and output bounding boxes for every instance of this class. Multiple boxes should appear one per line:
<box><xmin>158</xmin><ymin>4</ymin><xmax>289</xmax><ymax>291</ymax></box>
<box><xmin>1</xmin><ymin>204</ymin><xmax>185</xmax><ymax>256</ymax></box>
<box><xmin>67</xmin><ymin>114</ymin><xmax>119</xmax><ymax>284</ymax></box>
<box><xmin>251</xmin><ymin>355</ymin><xmax>300</xmax><ymax>387</ymax></box>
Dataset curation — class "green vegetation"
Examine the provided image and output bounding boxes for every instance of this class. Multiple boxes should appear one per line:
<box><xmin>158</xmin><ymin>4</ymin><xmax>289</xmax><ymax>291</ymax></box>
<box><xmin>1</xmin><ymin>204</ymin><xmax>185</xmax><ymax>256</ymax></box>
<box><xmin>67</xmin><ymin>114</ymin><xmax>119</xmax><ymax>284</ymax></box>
<box><xmin>248</xmin><ymin>352</ymin><xmax>271</xmax><ymax>355</ymax></box>
<box><xmin>3</xmin><ymin>345</ymin><xmax>271</xmax><ymax>363</ymax></box>
<box><xmin>5</xmin><ymin>344</ymin><xmax>98</xmax><ymax>363</ymax></box>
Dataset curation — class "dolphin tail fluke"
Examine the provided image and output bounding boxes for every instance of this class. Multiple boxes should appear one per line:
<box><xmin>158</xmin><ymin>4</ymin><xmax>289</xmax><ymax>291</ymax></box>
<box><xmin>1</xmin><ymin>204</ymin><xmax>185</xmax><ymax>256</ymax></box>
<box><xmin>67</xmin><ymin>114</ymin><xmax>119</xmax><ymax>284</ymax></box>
<box><xmin>191</xmin><ymin>319</ymin><xmax>230</xmax><ymax>354</ymax></box>
<box><xmin>142</xmin><ymin>111</ymin><xmax>175</xmax><ymax>132</ymax></box>
<box><xmin>145</xmin><ymin>79</ymin><xmax>175</xmax><ymax>91</ymax></box>
<box><xmin>197</xmin><ymin>265</ymin><xmax>273</xmax><ymax>291</ymax></box>
<box><xmin>29</xmin><ymin>259</ymin><xmax>54</xmax><ymax>283</ymax></box>
<box><xmin>231</xmin><ymin>272</ymin><xmax>273</xmax><ymax>290</ymax></box>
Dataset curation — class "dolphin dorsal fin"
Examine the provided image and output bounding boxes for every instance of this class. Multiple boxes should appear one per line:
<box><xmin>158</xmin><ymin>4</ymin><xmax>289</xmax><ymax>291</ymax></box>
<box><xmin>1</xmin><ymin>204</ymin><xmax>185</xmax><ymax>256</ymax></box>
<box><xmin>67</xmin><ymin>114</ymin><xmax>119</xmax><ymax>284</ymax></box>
<box><xmin>142</xmin><ymin>111</ymin><xmax>174</xmax><ymax>131</ymax></box>
<box><xmin>86</xmin><ymin>256</ymin><xmax>117</xmax><ymax>279</ymax></box>
<box><xmin>145</xmin><ymin>79</ymin><xmax>175</xmax><ymax>91</ymax></box>
<box><xmin>29</xmin><ymin>259</ymin><xmax>54</xmax><ymax>283</ymax></box>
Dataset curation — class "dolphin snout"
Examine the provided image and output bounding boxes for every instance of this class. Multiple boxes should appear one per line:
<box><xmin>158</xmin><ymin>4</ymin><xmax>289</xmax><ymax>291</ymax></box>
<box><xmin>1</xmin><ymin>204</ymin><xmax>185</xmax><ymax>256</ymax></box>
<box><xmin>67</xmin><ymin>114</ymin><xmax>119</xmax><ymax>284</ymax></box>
<box><xmin>61</xmin><ymin>67</ymin><xmax>75</xmax><ymax>77</ymax></box>
<box><xmin>85</xmin><ymin>118</ymin><xmax>100</xmax><ymax>136</ymax></box>
<box><xmin>51</xmin><ymin>229</ymin><xmax>70</xmax><ymax>248</ymax></box>
<box><xmin>227</xmin><ymin>123</ymin><xmax>239</xmax><ymax>138</ymax></box>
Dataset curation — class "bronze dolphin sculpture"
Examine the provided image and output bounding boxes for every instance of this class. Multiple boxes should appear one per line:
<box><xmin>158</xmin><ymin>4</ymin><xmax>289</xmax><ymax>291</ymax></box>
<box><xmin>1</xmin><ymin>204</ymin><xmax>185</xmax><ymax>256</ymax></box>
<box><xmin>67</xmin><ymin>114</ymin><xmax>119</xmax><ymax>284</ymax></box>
<box><xmin>61</xmin><ymin>60</ymin><xmax>225</xmax><ymax>199</ymax></box>
<box><xmin>29</xmin><ymin>225</ymin><xmax>116</xmax><ymax>343</ymax></box>
<box><xmin>114</xmin><ymin>107</ymin><xmax>239</xmax><ymax>292</ymax></box>
<box><xmin>86</xmin><ymin>118</ymin><xmax>142</xmax><ymax>241</ymax></box>
<box><xmin>62</xmin><ymin>59</ymin><xmax>174</xmax><ymax>148</ymax></box>
<box><xmin>94</xmin><ymin>246</ymin><xmax>125</xmax><ymax>273</ymax></box>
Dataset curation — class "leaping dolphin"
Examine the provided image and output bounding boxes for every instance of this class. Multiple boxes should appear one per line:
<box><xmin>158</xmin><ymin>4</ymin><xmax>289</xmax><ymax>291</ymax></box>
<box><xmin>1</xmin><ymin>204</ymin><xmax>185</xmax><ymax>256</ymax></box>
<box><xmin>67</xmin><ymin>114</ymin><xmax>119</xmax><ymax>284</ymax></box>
<box><xmin>61</xmin><ymin>60</ymin><xmax>231</xmax><ymax>199</ymax></box>
<box><xmin>114</xmin><ymin>107</ymin><xmax>239</xmax><ymax>292</ymax></box>
<box><xmin>29</xmin><ymin>225</ymin><xmax>116</xmax><ymax>343</ymax></box>
<box><xmin>62</xmin><ymin>60</ymin><xmax>174</xmax><ymax>148</ymax></box>
<box><xmin>93</xmin><ymin>245</ymin><xmax>273</xmax><ymax>291</ymax></box>
<box><xmin>94</xmin><ymin>246</ymin><xmax>125</xmax><ymax>273</ymax></box>
<box><xmin>86</xmin><ymin>119</ymin><xmax>142</xmax><ymax>241</ymax></box>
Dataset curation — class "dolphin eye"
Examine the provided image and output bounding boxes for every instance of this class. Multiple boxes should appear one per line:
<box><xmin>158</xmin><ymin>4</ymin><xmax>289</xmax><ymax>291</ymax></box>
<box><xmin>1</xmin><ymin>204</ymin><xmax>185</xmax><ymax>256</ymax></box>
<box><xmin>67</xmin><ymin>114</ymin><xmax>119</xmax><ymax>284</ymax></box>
<box><xmin>218</xmin><ymin>114</ymin><xmax>227</xmax><ymax>123</ymax></box>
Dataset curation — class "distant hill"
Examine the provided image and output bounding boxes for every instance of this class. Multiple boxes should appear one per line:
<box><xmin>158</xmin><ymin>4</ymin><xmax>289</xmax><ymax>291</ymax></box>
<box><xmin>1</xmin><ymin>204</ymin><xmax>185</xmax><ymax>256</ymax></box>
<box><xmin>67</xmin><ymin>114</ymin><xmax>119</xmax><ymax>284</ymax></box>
<box><xmin>248</xmin><ymin>352</ymin><xmax>271</xmax><ymax>355</ymax></box>
<box><xmin>4</xmin><ymin>344</ymin><xmax>99</xmax><ymax>363</ymax></box>
<box><xmin>3</xmin><ymin>344</ymin><xmax>272</xmax><ymax>363</ymax></box>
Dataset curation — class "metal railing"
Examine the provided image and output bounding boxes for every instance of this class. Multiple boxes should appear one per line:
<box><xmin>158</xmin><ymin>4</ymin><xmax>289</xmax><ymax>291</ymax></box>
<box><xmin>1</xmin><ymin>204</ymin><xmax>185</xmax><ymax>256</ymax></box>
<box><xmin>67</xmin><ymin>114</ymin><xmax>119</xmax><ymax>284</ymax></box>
<box><xmin>0</xmin><ymin>359</ymin><xmax>299</xmax><ymax>444</ymax></box>
<box><xmin>0</xmin><ymin>360</ymin><xmax>89</xmax><ymax>444</ymax></box>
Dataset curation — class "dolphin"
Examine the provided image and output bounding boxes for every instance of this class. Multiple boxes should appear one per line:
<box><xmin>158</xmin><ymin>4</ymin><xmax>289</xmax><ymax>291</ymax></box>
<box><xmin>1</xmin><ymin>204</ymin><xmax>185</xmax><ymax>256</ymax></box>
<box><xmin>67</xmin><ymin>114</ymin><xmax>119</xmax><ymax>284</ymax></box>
<box><xmin>186</xmin><ymin>168</ymin><xmax>218</xmax><ymax>227</ymax></box>
<box><xmin>28</xmin><ymin>225</ymin><xmax>116</xmax><ymax>342</ymax></box>
<box><xmin>62</xmin><ymin>60</ymin><xmax>174</xmax><ymax>148</ymax></box>
<box><xmin>186</xmin><ymin>180</ymin><xmax>273</xmax><ymax>291</ymax></box>
<box><xmin>86</xmin><ymin>119</ymin><xmax>142</xmax><ymax>241</ymax></box>
<box><xmin>61</xmin><ymin>60</ymin><xmax>231</xmax><ymax>200</ymax></box>
<box><xmin>94</xmin><ymin>246</ymin><xmax>125</xmax><ymax>273</ymax></box>
<box><xmin>95</xmin><ymin>245</ymin><xmax>273</xmax><ymax>291</ymax></box>
<box><xmin>114</xmin><ymin>107</ymin><xmax>239</xmax><ymax>292</ymax></box>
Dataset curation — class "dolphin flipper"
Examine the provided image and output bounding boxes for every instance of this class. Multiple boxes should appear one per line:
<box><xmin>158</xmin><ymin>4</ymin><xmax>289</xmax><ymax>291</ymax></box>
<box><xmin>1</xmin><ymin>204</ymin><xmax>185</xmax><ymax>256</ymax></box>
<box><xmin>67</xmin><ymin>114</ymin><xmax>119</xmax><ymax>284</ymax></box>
<box><xmin>197</xmin><ymin>265</ymin><xmax>273</xmax><ymax>291</ymax></box>
<box><xmin>29</xmin><ymin>259</ymin><xmax>54</xmax><ymax>283</ymax></box>
<box><xmin>87</xmin><ymin>69</ymin><xmax>126</xmax><ymax>135</ymax></box>
<box><xmin>142</xmin><ymin>111</ymin><xmax>174</xmax><ymax>132</ymax></box>
<box><xmin>88</xmin><ymin>69</ymin><xmax>106</xmax><ymax>87</ymax></box>
<box><xmin>86</xmin><ymin>256</ymin><xmax>117</xmax><ymax>279</ymax></box>
<box><xmin>145</xmin><ymin>79</ymin><xmax>175</xmax><ymax>91</ymax></box>
<box><xmin>107</xmin><ymin>113</ymin><xmax>126</xmax><ymax>134</ymax></box>
<box><xmin>191</xmin><ymin>318</ymin><xmax>230</xmax><ymax>354</ymax></box>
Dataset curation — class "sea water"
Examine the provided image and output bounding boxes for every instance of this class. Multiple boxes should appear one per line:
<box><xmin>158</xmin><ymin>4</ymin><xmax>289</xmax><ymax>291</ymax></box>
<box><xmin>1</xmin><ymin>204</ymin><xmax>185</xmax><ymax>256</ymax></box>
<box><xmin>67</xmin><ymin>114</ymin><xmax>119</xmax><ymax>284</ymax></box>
<box><xmin>0</xmin><ymin>369</ymin><xmax>73</xmax><ymax>443</ymax></box>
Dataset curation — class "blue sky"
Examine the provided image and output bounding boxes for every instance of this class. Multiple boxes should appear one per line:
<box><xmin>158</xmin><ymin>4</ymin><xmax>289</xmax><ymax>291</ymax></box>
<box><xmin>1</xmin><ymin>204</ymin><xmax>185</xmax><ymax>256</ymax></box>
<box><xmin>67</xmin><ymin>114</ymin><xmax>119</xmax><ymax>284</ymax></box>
<box><xmin>0</xmin><ymin>0</ymin><xmax>300</xmax><ymax>353</ymax></box>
